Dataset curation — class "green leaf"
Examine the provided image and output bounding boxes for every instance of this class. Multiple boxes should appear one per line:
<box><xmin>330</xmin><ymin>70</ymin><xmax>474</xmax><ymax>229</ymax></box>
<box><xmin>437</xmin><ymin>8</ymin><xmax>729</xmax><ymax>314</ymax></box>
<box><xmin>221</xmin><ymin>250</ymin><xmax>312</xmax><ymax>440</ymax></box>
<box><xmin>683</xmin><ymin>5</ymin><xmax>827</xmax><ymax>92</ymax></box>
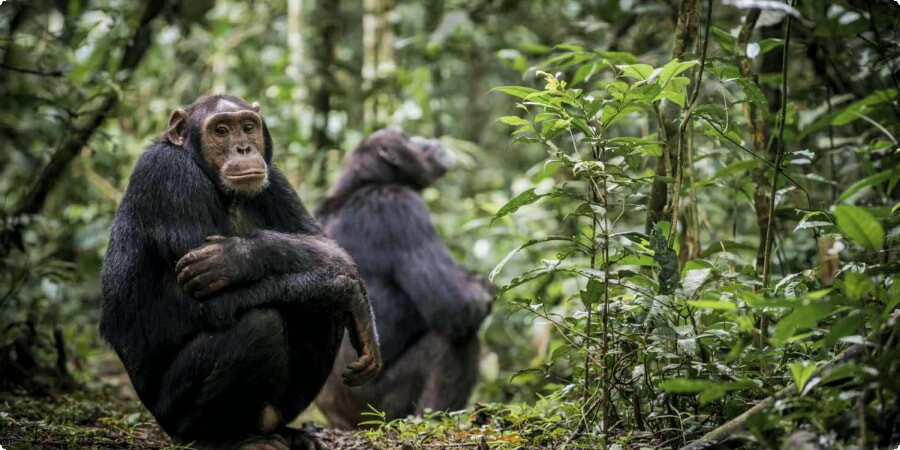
<box><xmin>843</xmin><ymin>272</ymin><xmax>873</xmax><ymax>300</ymax></box>
<box><xmin>654</xmin><ymin>76</ymin><xmax>691</xmax><ymax>107</ymax></box>
<box><xmin>489</xmin><ymin>86</ymin><xmax>541</xmax><ymax>99</ymax></box>
<box><xmin>837</xmin><ymin>168</ymin><xmax>899</xmax><ymax>202</ymax></box>
<box><xmin>660</xmin><ymin>378</ymin><xmax>756</xmax><ymax>405</ymax></box>
<box><xmin>710</xmin><ymin>27</ymin><xmax>736</xmax><ymax>53</ymax></box>
<box><xmin>789</xmin><ymin>361</ymin><xmax>816</xmax><ymax>394</ymax></box>
<box><xmin>771</xmin><ymin>303</ymin><xmax>832</xmax><ymax>346</ymax></box>
<box><xmin>682</xmin><ymin>268</ymin><xmax>711</xmax><ymax>298</ymax></box>
<box><xmin>687</xmin><ymin>299</ymin><xmax>738</xmax><ymax>311</ymax></box>
<box><xmin>734</xmin><ymin>78</ymin><xmax>769</xmax><ymax>111</ymax></box>
<box><xmin>757</xmin><ymin>38</ymin><xmax>784</xmax><ymax>54</ymax></box>
<box><xmin>617</xmin><ymin>63</ymin><xmax>654</xmax><ymax>80</ymax></box>
<box><xmin>824</xmin><ymin>312</ymin><xmax>867</xmax><ymax>346</ymax></box>
<box><xmin>832</xmin><ymin>88</ymin><xmax>898</xmax><ymax>126</ymax></box>
<box><xmin>657</xmin><ymin>59</ymin><xmax>699</xmax><ymax>88</ymax></box>
<box><xmin>498</xmin><ymin>115</ymin><xmax>530</xmax><ymax>127</ymax></box>
<box><xmin>492</xmin><ymin>188</ymin><xmax>548</xmax><ymax>223</ymax></box>
<box><xmin>659</xmin><ymin>378</ymin><xmax>709</xmax><ymax>394</ymax></box>
<box><xmin>489</xmin><ymin>237</ymin><xmax>573</xmax><ymax>281</ymax></box>
<box><xmin>580</xmin><ymin>279</ymin><xmax>603</xmax><ymax>307</ymax></box>
<box><xmin>571</xmin><ymin>62</ymin><xmax>599</xmax><ymax>86</ymax></box>
<box><xmin>833</xmin><ymin>205</ymin><xmax>885</xmax><ymax>250</ymax></box>
<box><xmin>651</xmin><ymin>223</ymin><xmax>679</xmax><ymax>295</ymax></box>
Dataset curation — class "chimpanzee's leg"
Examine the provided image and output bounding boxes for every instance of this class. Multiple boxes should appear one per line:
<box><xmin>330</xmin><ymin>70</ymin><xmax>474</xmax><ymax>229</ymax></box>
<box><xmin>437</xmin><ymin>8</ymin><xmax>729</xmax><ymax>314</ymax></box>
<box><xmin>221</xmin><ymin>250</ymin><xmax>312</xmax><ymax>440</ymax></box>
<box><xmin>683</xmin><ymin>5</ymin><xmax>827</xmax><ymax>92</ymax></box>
<box><xmin>272</xmin><ymin>308</ymin><xmax>343</xmax><ymax>450</ymax></box>
<box><xmin>153</xmin><ymin>308</ymin><xmax>291</xmax><ymax>446</ymax></box>
<box><xmin>416</xmin><ymin>334</ymin><xmax>479</xmax><ymax>413</ymax></box>
<box><xmin>317</xmin><ymin>331</ymin><xmax>478</xmax><ymax>429</ymax></box>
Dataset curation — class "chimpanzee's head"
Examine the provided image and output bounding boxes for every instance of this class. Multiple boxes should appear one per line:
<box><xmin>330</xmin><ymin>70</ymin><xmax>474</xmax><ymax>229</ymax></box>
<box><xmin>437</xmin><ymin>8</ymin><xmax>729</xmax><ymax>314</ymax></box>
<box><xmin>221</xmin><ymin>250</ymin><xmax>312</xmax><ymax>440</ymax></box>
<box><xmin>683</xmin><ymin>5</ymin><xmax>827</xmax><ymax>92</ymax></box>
<box><xmin>166</xmin><ymin>95</ymin><xmax>273</xmax><ymax>196</ymax></box>
<box><xmin>344</xmin><ymin>128</ymin><xmax>453</xmax><ymax>190</ymax></box>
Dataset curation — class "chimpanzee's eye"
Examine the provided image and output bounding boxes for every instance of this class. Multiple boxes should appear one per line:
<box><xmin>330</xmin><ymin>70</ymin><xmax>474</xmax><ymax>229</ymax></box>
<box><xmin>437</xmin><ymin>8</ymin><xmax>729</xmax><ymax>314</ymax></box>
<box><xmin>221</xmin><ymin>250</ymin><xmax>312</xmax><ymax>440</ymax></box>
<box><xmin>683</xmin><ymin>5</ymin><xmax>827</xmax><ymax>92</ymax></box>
<box><xmin>215</xmin><ymin>125</ymin><xmax>229</xmax><ymax>136</ymax></box>
<box><xmin>243</xmin><ymin>123</ymin><xmax>255</xmax><ymax>134</ymax></box>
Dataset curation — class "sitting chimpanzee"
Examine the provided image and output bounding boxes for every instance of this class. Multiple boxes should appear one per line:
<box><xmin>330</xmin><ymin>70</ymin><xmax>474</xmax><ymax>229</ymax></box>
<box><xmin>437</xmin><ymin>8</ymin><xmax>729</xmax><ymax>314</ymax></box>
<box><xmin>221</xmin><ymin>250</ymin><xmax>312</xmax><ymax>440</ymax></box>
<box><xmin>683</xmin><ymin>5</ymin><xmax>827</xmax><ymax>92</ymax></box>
<box><xmin>100</xmin><ymin>95</ymin><xmax>381</xmax><ymax>450</ymax></box>
<box><xmin>314</xmin><ymin>129</ymin><xmax>493</xmax><ymax>429</ymax></box>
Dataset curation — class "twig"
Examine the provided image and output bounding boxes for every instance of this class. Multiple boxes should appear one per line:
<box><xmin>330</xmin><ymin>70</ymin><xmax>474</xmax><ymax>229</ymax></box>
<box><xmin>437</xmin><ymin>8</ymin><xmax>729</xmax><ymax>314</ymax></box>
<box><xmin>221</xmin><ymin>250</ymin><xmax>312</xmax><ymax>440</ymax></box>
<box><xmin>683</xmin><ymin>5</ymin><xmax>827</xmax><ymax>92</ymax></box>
<box><xmin>668</xmin><ymin>0</ymin><xmax>712</xmax><ymax>243</ymax></box>
<box><xmin>0</xmin><ymin>62</ymin><xmax>67</xmax><ymax>77</ymax></box>
<box><xmin>678</xmin><ymin>316</ymin><xmax>895</xmax><ymax>450</ymax></box>
<box><xmin>13</xmin><ymin>0</ymin><xmax>166</xmax><ymax>217</ymax></box>
<box><xmin>761</xmin><ymin>1</ymin><xmax>794</xmax><ymax>291</ymax></box>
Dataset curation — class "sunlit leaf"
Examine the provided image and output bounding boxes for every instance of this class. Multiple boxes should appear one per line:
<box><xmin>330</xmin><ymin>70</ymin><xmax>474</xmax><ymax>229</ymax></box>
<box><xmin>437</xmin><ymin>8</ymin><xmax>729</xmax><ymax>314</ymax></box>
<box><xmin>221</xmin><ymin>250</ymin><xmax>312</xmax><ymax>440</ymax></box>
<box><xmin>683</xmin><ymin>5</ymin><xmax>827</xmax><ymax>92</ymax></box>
<box><xmin>789</xmin><ymin>361</ymin><xmax>816</xmax><ymax>394</ymax></box>
<box><xmin>492</xmin><ymin>188</ymin><xmax>548</xmax><ymax>223</ymax></box>
<box><xmin>833</xmin><ymin>205</ymin><xmax>885</xmax><ymax>250</ymax></box>
<box><xmin>490</xmin><ymin>86</ymin><xmax>541</xmax><ymax>99</ymax></box>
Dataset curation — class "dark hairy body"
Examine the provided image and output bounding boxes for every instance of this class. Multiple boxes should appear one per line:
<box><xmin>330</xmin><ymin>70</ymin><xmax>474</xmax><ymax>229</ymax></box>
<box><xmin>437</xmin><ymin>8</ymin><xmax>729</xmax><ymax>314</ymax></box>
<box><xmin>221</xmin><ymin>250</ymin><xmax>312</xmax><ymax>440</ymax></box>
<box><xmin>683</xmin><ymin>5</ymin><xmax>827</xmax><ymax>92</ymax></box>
<box><xmin>314</xmin><ymin>129</ymin><xmax>492</xmax><ymax>429</ymax></box>
<box><xmin>100</xmin><ymin>95</ymin><xmax>380</xmax><ymax>450</ymax></box>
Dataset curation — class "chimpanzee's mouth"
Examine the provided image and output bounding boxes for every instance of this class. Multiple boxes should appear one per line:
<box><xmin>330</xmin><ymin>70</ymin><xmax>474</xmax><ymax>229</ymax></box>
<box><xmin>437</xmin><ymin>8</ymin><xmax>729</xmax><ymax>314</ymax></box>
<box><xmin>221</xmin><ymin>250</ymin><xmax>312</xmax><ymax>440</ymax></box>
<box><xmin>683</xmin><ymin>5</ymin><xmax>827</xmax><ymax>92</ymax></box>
<box><xmin>225</xmin><ymin>171</ymin><xmax>266</xmax><ymax>181</ymax></box>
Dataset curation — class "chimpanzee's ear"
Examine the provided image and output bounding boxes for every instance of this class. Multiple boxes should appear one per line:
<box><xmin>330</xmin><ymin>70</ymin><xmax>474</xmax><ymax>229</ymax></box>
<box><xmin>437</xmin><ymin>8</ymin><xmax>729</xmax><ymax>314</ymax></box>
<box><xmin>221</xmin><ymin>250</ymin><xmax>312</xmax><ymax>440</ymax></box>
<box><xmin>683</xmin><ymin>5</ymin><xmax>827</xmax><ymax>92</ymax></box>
<box><xmin>167</xmin><ymin>109</ymin><xmax>188</xmax><ymax>147</ymax></box>
<box><xmin>376</xmin><ymin>146</ymin><xmax>400</xmax><ymax>167</ymax></box>
<box><xmin>251</xmin><ymin>102</ymin><xmax>261</xmax><ymax>113</ymax></box>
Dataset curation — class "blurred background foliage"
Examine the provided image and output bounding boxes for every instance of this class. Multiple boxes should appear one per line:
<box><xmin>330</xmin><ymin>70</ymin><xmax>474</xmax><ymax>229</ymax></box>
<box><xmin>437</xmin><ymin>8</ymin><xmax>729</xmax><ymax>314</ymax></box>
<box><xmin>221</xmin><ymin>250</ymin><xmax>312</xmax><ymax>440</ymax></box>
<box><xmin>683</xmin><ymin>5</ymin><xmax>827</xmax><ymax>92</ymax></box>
<box><xmin>1</xmin><ymin>0</ymin><xmax>898</xmax><ymax>448</ymax></box>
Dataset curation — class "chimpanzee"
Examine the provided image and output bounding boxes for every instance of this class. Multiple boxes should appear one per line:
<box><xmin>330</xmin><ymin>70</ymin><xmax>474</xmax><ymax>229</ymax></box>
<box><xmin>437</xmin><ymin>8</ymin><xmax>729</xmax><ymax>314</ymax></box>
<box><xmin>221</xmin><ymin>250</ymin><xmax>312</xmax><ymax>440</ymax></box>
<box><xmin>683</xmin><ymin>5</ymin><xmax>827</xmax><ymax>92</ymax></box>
<box><xmin>314</xmin><ymin>129</ymin><xmax>493</xmax><ymax>429</ymax></box>
<box><xmin>99</xmin><ymin>95</ymin><xmax>381</xmax><ymax>450</ymax></box>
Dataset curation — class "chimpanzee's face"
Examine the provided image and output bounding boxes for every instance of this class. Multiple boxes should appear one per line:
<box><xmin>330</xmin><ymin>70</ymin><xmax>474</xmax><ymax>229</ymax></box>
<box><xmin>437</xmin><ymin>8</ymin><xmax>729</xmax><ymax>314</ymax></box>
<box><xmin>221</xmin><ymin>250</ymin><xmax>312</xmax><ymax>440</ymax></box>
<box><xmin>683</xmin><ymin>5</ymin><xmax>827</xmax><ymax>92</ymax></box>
<box><xmin>366</xmin><ymin>129</ymin><xmax>453</xmax><ymax>189</ymax></box>
<box><xmin>167</xmin><ymin>98</ymin><xmax>269</xmax><ymax>195</ymax></box>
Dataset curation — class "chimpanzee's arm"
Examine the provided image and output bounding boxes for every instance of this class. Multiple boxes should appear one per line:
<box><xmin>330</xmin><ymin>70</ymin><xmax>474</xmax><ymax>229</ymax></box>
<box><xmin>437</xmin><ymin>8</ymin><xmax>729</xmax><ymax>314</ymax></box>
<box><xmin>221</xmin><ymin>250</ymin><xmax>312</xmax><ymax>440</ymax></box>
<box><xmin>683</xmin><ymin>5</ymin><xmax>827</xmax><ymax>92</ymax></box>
<box><xmin>377</xmin><ymin>189</ymin><xmax>491</xmax><ymax>341</ymax></box>
<box><xmin>175</xmin><ymin>232</ymin><xmax>355</xmax><ymax>296</ymax></box>
<box><xmin>199</xmin><ymin>270</ymin><xmax>359</xmax><ymax>326</ymax></box>
<box><xmin>175</xmin><ymin>169</ymin><xmax>358</xmax><ymax>296</ymax></box>
<box><xmin>198</xmin><ymin>269</ymin><xmax>381</xmax><ymax>385</ymax></box>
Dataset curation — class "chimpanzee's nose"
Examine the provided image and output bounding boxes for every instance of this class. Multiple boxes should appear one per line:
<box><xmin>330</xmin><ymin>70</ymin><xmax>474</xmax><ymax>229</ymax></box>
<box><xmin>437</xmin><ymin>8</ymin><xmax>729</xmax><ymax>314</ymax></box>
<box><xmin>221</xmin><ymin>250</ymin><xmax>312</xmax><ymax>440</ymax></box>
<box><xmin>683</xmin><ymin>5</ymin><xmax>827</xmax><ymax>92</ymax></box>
<box><xmin>236</xmin><ymin>144</ymin><xmax>251</xmax><ymax>155</ymax></box>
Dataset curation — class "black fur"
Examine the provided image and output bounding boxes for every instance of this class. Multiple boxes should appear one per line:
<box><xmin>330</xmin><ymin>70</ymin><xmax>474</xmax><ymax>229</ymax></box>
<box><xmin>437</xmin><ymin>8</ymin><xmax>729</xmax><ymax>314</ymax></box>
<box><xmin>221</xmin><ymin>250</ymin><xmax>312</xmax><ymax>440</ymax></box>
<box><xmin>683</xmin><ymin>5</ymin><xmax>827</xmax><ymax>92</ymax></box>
<box><xmin>315</xmin><ymin>129</ymin><xmax>492</xmax><ymax>428</ymax></box>
<box><xmin>100</xmin><ymin>95</ymin><xmax>368</xmax><ymax>446</ymax></box>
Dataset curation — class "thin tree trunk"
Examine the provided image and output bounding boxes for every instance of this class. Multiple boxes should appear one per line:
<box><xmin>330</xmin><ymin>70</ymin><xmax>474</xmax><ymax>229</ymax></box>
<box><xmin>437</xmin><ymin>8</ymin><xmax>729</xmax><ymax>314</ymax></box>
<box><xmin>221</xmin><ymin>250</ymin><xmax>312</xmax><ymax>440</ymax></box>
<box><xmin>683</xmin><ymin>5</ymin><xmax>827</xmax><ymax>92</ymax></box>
<box><xmin>14</xmin><ymin>0</ymin><xmax>166</xmax><ymax>217</ymax></box>
<box><xmin>362</xmin><ymin>0</ymin><xmax>394</xmax><ymax>129</ymax></box>
<box><xmin>362</xmin><ymin>0</ymin><xmax>379</xmax><ymax>127</ymax></box>
<box><xmin>645</xmin><ymin>0</ymin><xmax>699</xmax><ymax>235</ymax></box>
<box><xmin>311</xmin><ymin>0</ymin><xmax>340</xmax><ymax>188</ymax></box>
<box><xmin>286</xmin><ymin>0</ymin><xmax>307</xmax><ymax>189</ymax></box>
<box><xmin>751</xmin><ymin>24</ymin><xmax>784</xmax><ymax>271</ymax></box>
<box><xmin>287</xmin><ymin>0</ymin><xmax>307</xmax><ymax>109</ymax></box>
<box><xmin>425</xmin><ymin>0</ymin><xmax>444</xmax><ymax>136</ymax></box>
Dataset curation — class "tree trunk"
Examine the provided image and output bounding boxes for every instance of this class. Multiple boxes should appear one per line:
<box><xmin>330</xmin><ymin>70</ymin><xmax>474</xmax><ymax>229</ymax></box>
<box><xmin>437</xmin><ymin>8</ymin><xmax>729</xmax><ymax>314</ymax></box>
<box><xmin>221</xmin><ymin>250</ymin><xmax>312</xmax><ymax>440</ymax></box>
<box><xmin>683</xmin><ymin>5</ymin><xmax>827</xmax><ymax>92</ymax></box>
<box><xmin>362</xmin><ymin>0</ymin><xmax>394</xmax><ymax>129</ymax></box>
<box><xmin>310</xmin><ymin>0</ymin><xmax>340</xmax><ymax>188</ymax></box>
<box><xmin>644</xmin><ymin>0</ymin><xmax>699</xmax><ymax>235</ymax></box>
<box><xmin>14</xmin><ymin>0</ymin><xmax>166</xmax><ymax>217</ymax></box>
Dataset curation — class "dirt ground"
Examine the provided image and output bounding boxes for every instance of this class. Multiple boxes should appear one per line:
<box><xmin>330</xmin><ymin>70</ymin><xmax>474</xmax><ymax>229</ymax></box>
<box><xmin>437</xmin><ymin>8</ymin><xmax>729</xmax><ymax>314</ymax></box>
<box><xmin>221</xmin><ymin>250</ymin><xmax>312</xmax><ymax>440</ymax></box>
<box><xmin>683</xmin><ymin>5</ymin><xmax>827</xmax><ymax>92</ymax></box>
<box><xmin>0</xmin><ymin>389</ymin><xmax>379</xmax><ymax>450</ymax></box>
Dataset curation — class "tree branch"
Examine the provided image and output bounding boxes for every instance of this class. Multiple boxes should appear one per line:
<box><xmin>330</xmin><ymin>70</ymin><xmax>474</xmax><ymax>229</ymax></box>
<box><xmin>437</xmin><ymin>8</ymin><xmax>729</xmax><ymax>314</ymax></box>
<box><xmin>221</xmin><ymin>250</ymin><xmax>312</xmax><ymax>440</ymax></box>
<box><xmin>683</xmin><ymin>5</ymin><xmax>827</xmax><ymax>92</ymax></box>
<box><xmin>13</xmin><ymin>0</ymin><xmax>166</xmax><ymax>217</ymax></box>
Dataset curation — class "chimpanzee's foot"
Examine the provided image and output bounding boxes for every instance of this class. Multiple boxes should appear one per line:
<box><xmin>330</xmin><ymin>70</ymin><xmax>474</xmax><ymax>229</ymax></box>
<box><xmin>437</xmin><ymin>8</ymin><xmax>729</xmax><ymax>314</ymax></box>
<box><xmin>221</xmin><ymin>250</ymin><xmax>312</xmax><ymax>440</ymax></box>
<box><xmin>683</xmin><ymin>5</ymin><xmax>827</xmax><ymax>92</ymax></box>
<box><xmin>233</xmin><ymin>434</ymin><xmax>290</xmax><ymax>450</ymax></box>
<box><xmin>280</xmin><ymin>423</ymin><xmax>328</xmax><ymax>450</ymax></box>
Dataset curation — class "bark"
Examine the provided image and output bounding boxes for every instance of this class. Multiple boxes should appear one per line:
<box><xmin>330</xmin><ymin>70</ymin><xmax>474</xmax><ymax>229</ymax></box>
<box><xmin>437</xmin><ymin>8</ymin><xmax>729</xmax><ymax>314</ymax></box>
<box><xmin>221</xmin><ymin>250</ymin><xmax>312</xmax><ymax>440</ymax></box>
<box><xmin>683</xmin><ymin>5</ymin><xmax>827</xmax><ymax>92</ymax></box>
<box><xmin>362</xmin><ymin>0</ymin><xmax>395</xmax><ymax>129</ymax></box>
<box><xmin>14</xmin><ymin>0</ymin><xmax>167</xmax><ymax>217</ymax></box>
<box><xmin>644</xmin><ymin>0</ymin><xmax>699</xmax><ymax>235</ymax></box>
<box><xmin>311</xmin><ymin>0</ymin><xmax>341</xmax><ymax>188</ymax></box>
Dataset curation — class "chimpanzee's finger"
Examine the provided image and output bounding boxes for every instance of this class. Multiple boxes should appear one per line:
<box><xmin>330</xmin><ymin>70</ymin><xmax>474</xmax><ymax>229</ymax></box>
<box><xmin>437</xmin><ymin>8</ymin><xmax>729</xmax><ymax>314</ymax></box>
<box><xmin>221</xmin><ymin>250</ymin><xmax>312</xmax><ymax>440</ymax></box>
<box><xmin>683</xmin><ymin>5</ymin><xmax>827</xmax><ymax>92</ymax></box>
<box><xmin>176</xmin><ymin>257</ymin><xmax>215</xmax><ymax>285</ymax></box>
<box><xmin>194</xmin><ymin>277</ymin><xmax>229</xmax><ymax>298</ymax></box>
<box><xmin>175</xmin><ymin>247</ymin><xmax>217</xmax><ymax>274</ymax></box>
<box><xmin>184</xmin><ymin>272</ymin><xmax>219</xmax><ymax>297</ymax></box>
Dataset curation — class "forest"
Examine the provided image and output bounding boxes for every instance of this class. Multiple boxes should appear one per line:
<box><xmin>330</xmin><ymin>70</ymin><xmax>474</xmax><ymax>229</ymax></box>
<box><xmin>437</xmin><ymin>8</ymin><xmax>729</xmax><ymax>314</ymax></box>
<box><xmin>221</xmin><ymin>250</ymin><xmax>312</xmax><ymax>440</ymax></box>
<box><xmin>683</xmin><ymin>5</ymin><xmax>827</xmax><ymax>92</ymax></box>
<box><xmin>1</xmin><ymin>0</ymin><xmax>899</xmax><ymax>449</ymax></box>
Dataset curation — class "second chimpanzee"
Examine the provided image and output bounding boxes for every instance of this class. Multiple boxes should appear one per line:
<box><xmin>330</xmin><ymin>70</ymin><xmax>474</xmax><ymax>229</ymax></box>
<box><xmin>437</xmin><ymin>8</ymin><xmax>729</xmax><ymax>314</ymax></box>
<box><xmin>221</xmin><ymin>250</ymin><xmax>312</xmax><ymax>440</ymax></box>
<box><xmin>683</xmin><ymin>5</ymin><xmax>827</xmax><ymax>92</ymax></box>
<box><xmin>314</xmin><ymin>129</ymin><xmax>493</xmax><ymax>429</ymax></box>
<box><xmin>100</xmin><ymin>95</ymin><xmax>381</xmax><ymax>450</ymax></box>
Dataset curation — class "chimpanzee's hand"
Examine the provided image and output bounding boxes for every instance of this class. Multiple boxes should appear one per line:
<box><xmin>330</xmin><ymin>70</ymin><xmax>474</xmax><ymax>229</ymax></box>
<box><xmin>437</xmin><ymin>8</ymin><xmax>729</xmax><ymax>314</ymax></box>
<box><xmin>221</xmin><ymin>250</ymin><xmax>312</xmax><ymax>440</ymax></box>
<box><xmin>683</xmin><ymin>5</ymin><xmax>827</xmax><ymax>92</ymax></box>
<box><xmin>176</xmin><ymin>235</ymin><xmax>260</xmax><ymax>298</ymax></box>
<box><xmin>340</xmin><ymin>278</ymin><xmax>382</xmax><ymax>386</ymax></box>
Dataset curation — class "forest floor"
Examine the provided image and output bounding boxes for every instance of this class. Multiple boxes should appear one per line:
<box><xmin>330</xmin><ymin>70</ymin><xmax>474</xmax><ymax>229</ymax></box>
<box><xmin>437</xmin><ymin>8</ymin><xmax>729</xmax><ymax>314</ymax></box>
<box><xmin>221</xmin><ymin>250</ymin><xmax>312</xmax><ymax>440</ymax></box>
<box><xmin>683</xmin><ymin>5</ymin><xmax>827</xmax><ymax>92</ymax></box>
<box><xmin>0</xmin><ymin>354</ymin><xmax>560</xmax><ymax>449</ymax></box>
<box><xmin>0</xmin><ymin>389</ymin><xmax>376</xmax><ymax>450</ymax></box>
